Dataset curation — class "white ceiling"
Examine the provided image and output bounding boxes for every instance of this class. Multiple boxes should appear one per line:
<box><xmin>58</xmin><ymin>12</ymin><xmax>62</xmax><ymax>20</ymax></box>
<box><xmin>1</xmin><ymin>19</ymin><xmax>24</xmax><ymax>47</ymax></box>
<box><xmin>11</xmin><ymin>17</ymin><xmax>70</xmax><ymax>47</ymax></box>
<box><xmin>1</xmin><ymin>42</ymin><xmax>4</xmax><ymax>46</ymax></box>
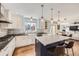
<box><xmin>3</xmin><ymin>3</ymin><xmax>79</xmax><ymax>22</ymax></box>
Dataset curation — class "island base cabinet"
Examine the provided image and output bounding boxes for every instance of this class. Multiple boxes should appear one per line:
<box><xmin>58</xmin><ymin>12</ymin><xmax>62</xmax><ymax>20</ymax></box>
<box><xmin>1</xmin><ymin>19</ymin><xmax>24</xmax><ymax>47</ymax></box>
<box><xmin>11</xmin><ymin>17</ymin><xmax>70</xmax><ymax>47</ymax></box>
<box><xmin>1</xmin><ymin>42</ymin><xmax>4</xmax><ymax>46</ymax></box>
<box><xmin>35</xmin><ymin>39</ymin><xmax>65</xmax><ymax>56</ymax></box>
<box><xmin>35</xmin><ymin>39</ymin><xmax>48</xmax><ymax>56</ymax></box>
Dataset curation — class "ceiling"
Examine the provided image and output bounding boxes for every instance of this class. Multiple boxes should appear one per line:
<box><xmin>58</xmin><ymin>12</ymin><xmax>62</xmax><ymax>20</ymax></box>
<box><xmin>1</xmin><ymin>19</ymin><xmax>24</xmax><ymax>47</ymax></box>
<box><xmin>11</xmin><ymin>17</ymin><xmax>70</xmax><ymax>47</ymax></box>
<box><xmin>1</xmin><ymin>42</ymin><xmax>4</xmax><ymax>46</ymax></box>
<box><xmin>3</xmin><ymin>3</ymin><xmax>79</xmax><ymax>22</ymax></box>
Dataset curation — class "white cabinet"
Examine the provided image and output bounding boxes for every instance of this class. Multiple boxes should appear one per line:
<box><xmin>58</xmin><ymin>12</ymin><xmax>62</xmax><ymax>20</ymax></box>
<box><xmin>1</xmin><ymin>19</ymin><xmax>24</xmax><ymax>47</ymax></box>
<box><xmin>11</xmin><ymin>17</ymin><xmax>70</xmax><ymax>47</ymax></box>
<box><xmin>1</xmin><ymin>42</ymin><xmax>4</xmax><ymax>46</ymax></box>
<box><xmin>8</xmin><ymin>37</ymin><xmax>15</xmax><ymax>56</ymax></box>
<box><xmin>0</xmin><ymin>3</ymin><xmax>6</xmax><ymax>18</ymax></box>
<box><xmin>0</xmin><ymin>37</ymin><xmax>15</xmax><ymax>56</ymax></box>
<box><xmin>15</xmin><ymin>15</ymin><xmax>24</xmax><ymax>29</ymax></box>
<box><xmin>0</xmin><ymin>35</ymin><xmax>35</xmax><ymax>55</ymax></box>
<box><xmin>0</xmin><ymin>51</ymin><xmax>4</xmax><ymax>56</ymax></box>
<box><xmin>7</xmin><ymin>11</ymin><xmax>24</xmax><ymax>29</ymax></box>
<box><xmin>15</xmin><ymin>34</ymin><xmax>35</xmax><ymax>48</ymax></box>
<box><xmin>8</xmin><ymin>11</ymin><xmax>17</xmax><ymax>29</ymax></box>
<box><xmin>0</xmin><ymin>3</ymin><xmax>8</xmax><ymax>21</ymax></box>
<box><xmin>1</xmin><ymin>46</ymin><xmax>9</xmax><ymax>56</ymax></box>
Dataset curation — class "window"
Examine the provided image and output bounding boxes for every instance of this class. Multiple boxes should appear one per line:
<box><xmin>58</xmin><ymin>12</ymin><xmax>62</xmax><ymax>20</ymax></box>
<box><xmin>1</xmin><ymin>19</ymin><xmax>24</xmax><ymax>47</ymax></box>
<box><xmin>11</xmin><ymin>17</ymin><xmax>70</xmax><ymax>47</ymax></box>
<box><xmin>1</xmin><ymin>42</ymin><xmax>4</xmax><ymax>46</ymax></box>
<box><xmin>23</xmin><ymin>17</ymin><xmax>39</xmax><ymax>33</ymax></box>
<box><xmin>25</xmin><ymin>23</ymin><xmax>36</xmax><ymax>32</ymax></box>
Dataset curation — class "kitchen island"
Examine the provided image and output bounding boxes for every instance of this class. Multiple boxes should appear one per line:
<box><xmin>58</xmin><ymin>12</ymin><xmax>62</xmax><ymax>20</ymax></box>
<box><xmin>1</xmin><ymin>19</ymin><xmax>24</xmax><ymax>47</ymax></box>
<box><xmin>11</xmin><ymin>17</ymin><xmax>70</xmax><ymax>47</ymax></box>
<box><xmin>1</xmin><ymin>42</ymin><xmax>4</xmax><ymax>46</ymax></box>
<box><xmin>35</xmin><ymin>34</ymin><xmax>71</xmax><ymax>56</ymax></box>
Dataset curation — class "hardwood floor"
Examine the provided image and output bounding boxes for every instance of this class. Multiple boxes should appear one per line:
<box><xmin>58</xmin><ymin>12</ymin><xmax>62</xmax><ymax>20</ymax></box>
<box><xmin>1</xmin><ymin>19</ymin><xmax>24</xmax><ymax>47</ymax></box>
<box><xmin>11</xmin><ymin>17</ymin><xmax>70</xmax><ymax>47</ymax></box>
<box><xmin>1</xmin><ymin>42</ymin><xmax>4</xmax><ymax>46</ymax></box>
<box><xmin>67</xmin><ymin>40</ymin><xmax>79</xmax><ymax>56</ymax></box>
<box><xmin>13</xmin><ymin>41</ymin><xmax>79</xmax><ymax>56</ymax></box>
<box><xmin>13</xmin><ymin>44</ymin><xmax>35</xmax><ymax>56</ymax></box>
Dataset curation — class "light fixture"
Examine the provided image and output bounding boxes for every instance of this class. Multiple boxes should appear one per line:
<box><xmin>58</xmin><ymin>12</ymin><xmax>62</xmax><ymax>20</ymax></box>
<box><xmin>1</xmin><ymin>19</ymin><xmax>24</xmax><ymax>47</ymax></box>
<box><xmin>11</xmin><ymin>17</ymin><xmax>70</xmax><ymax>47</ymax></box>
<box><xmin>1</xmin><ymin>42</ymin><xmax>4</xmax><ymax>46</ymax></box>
<box><xmin>57</xmin><ymin>10</ymin><xmax>61</xmax><ymax>30</ymax></box>
<box><xmin>50</xmin><ymin>8</ymin><xmax>53</xmax><ymax>23</ymax></box>
<box><xmin>40</xmin><ymin>4</ymin><xmax>44</xmax><ymax>21</ymax></box>
<box><xmin>30</xmin><ymin>17</ymin><xmax>33</xmax><ymax>21</ymax></box>
<box><xmin>58</xmin><ymin>10</ymin><xmax>60</xmax><ymax>22</ymax></box>
<box><xmin>64</xmin><ymin>18</ymin><xmax>67</xmax><ymax>20</ymax></box>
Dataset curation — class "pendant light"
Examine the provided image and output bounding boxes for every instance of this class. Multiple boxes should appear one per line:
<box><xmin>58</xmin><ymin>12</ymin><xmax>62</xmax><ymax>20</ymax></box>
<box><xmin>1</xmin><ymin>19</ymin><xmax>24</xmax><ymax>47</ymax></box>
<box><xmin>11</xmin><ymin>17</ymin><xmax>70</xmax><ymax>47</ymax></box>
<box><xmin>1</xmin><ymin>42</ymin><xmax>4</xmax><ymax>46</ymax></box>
<box><xmin>57</xmin><ymin>10</ymin><xmax>61</xmax><ymax>30</ymax></box>
<box><xmin>50</xmin><ymin>8</ymin><xmax>53</xmax><ymax>23</ymax></box>
<box><xmin>64</xmin><ymin>18</ymin><xmax>67</xmax><ymax>20</ymax></box>
<box><xmin>30</xmin><ymin>17</ymin><xmax>33</xmax><ymax>21</ymax></box>
<box><xmin>40</xmin><ymin>4</ymin><xmax>44</xmax><ymax>21</ymax></box>
<box><xmin>58</xmin><ymin>10</ymin><xmax>60</xmax><ymax>22</ymax></box>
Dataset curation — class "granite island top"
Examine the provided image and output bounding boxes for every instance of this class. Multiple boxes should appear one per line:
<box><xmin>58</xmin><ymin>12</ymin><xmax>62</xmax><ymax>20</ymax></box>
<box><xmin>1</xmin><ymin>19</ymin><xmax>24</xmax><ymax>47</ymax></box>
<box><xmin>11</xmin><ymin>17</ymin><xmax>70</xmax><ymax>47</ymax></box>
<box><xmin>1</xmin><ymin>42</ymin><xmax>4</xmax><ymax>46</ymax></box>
<box><xmin>35</xmin><ymin>34</ymin><xmax>71</xmax><ymax>46</ymax></box>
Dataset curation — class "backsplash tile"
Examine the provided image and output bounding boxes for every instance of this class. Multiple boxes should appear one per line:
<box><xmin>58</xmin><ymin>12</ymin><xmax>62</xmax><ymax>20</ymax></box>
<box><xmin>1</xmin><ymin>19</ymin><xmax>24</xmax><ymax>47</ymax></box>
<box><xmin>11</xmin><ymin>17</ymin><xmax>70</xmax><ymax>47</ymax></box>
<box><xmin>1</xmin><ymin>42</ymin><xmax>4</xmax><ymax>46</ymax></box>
<box><xmin>0</xmin><ymin>23</ymin><xmax>8</xmax><ymax>37</ymax></box>
<box><xmin>0</xmin><ymin>29</ymin><xmax>7</xmax><ymax>37</ymax></box>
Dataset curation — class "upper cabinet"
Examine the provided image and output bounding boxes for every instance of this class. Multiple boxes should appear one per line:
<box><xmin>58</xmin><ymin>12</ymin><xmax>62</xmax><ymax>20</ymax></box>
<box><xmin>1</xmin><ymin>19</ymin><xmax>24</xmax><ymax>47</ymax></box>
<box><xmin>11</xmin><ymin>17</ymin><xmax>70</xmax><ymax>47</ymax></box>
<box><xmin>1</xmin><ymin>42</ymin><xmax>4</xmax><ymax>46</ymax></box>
<box><xmin>0</xmin><ymin>3</ymin><xmax>10</xmax><ymax>23</ymax></box>
<box><xmin>7</xmin><ymin>11</ymin><xmax>24</xmax><ymax>29</ymax></box>
<box><xmin>0</xmin><ymin>3</ymin><xmax>6</xmax><ymax>18</ymax></box>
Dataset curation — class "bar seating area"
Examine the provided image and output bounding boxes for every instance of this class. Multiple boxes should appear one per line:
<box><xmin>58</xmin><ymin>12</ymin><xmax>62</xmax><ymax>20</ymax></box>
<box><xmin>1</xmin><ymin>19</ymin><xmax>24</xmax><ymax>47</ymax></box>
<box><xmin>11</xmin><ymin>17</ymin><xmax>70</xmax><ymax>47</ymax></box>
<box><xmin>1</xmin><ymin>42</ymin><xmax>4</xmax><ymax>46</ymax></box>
<box><xmin>47</xmin><ymin>39</ymin><xmax>74</xmax><ymax>56</ymax></box>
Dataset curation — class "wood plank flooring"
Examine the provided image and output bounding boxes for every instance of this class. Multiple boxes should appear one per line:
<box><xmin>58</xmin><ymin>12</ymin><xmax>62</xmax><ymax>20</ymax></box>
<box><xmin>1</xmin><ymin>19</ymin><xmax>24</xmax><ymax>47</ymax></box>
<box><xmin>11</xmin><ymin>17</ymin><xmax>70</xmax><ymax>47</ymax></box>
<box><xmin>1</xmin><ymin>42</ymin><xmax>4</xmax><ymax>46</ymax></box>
<box><xmin>68</xmin><ymin>40</ymin><xmax>79</xmax><ymax>56</ymax></box>
<box><xmin>13</xmin><ymin>41</ymin><xmax>79</xmax><ymax>56</ymax></box>
<box><xmin>13</xmin><ymin>44</ymin><xmax>35</xmax><ymax>56</ymax></box>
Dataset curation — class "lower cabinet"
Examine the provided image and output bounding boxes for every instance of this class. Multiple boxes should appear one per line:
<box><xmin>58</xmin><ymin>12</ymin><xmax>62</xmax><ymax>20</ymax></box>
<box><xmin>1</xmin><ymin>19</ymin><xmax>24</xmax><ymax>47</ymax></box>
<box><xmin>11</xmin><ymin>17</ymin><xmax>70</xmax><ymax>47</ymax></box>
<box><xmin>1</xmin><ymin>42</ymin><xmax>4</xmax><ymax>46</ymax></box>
<box><xmin>15</xmin><ymin>34</ymin><xmax>35</xmax><ymax>48</ymax></box>
<box><xmin>0</xmin><ymin>34</ymin><xmax>35</xmax><ymax>56</ymax></box>
<box><xmin>8</xmin><ymin>37</ymin><xmax>15</xmax><ymax>56</ymax></box>
<box><xmin>0</xmin><ymin>37</ymin><xmax>15</xmax><ymax>56</ymax></box>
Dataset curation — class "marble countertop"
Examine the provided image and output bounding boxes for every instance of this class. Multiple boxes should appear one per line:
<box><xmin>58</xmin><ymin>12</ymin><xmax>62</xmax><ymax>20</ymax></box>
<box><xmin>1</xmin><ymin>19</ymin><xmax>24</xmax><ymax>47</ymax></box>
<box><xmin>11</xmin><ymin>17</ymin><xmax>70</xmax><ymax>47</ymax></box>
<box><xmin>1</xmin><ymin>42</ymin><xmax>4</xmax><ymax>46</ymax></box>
<box><xmin>35</xmin><ymin>34</ymin><xmax>71</xmax><ymax>46</ymax></box>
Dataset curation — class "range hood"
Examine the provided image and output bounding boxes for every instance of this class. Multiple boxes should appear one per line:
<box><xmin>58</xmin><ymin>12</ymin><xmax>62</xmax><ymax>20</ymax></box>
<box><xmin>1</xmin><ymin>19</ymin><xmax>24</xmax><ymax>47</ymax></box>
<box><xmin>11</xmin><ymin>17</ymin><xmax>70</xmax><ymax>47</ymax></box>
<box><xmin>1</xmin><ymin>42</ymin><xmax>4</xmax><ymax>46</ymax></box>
<box><xmin>0</xmin><ymin>17</ymin><xmax>11</xmax><ymax>24</ymax></box>
<box><xmin>0</xmin><ymin>20</ymin><xmax>11</xmax><ymax>24</ymax></box>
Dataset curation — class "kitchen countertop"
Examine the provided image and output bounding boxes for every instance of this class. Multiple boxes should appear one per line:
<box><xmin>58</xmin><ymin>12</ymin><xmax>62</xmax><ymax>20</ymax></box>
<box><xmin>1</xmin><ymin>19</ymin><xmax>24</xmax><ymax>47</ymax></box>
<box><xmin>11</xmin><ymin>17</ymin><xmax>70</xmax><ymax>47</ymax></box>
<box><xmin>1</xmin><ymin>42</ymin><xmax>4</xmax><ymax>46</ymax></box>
<box><xmin>0</xmin><ymin>35</ymin><xmax>15</xmax><ymax>50</ymax></box>
<box><xmin>0</xmin><ymin>33</ymin><xmax>26</xmax><ymax>51</ymax></box>
<box><xmin>8</xmin><ymin>33</ymin><xmax>26</xmax><ymax>36</ymax></box>
<box><xmin>35</xmin><ymin>34</ymin><xmax>71</xmax><ymax>46</ymax></box>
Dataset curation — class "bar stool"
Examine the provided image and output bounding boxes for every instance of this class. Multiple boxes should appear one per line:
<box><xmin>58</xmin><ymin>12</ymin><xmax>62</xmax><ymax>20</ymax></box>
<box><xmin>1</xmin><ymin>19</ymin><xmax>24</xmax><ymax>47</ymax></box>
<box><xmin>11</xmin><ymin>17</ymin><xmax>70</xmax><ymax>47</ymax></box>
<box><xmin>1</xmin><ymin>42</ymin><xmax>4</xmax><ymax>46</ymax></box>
<box><xmin>56</xmin><ymin>41</ymin><xmax>74</xmax><ymax>56</ymax></box>
<box><xmin>47</xmin><ymin>41</ymin><xmax>65</xmax><ymax>56</ymax></box>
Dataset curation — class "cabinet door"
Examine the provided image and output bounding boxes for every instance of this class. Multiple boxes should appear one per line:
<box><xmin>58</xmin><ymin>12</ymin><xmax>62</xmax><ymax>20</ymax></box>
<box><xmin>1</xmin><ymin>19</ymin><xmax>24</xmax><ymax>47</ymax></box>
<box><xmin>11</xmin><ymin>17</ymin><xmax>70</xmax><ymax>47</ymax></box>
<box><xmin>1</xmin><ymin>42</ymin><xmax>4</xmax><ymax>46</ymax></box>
<box><xmin>15</xmin><ymin>15</ymin><xmax>23</xmax><ymax>29</ymax></box>
<box><xmin>8</xmin><ymin>11</ymin><xmax>23</xmax><ymax>29</ymax></box>
<box><xmin>0</xmin><ymin>4</ymin><xmax>8</xmax><ymax>20</ymax></box>
<box><xmin>0</xmin><ymin>4</ymin><xmax>5</xmax><ymax>17</ymax></box>
<box><xmin>0</xmin><ymin>51</ymin><xmax>4</xmax><ymax>56</ymax></box>
<box><xmin>8</xmin><ymin>47</ymin><xmax>14</xmax><ymax>56</ymax></box>
<box><xmin>1</xmin><ymin>45</ymin><xmax>9</xmax><ymax>56</ymax></box>
<box><xmin>8</xmin><ymin>37</ymin><xmax>15</xmax><ymax>56</ymax></box>
<box><xmin>8</xmin><ymin>11</ymin><xmax>17</xmax><ymax>28</ymax></box>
